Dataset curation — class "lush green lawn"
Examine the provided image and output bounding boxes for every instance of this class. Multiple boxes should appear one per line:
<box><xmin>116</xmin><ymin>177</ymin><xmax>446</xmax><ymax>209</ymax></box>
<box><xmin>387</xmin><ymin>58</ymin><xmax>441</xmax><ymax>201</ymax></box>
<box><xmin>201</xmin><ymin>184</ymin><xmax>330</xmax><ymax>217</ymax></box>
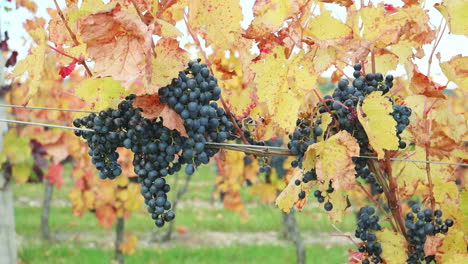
<box><xmin>19</xmin><ymin>244</ymin><xmax>349</xmax><ymax>264</ymax></box>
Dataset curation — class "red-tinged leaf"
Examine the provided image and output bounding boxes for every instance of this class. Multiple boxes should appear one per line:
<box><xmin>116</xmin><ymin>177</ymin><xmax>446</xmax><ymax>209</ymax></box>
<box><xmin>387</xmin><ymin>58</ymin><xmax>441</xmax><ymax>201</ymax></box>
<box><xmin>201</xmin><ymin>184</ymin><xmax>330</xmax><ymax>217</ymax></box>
<box><xmin>410</xmin><ymin>66</ymin><xmax>446</xmax><ymax>98</ymax></box>
<box><xmin>384</xmin><ymin>4</ymin><xmax>398</xmax><ymax>12</ymax></box>
<box><xmin>133</xmin><ymin>94</ymin><xmax>187</xmax><ymax>137</ymax></box>
<box><xmin>78</xmin><ymin>4</ymin><xmax>152</xmax><ymax>84</ymax></box>
<box><xmin>44</xmin><ymin>163</ymin><xmax>64</xmax><ymax>190</ymax></box>
<box><xmin>95</xmin><ymin>205</ymin><xmax>116</xmax><ymax>228</ymax></box>
<box><xmin>346</xmin><ymin>249</ymin><xmax>363</xmax><ymax>264</ymax></box>
<box><xmin>176</xmin><ymin>225</ymin><xmax>189</xmax><ymax>235</ymax></box>
<box><xmin>5</xmin><ymin>51</ymin><xmax>18</xmax><ymax>67</ymax></box>
<box><xmin>0</xmin><ymin>31</ymin><xmax>9</xmax><ymax>51</ymax></box>
<box><xmin>319</xmin><ymin>0</ymin><xmax>353</xmax><ymax>7</ymax></box>
<box><xmin>59</xmin><ymin>60</ymin><xmax>77</xmax><ymax>78</ymax></box>
<box><xmin>424</xmin><ymin>235</ymin><xmax>444</xmax><ymax>257</ymax></box>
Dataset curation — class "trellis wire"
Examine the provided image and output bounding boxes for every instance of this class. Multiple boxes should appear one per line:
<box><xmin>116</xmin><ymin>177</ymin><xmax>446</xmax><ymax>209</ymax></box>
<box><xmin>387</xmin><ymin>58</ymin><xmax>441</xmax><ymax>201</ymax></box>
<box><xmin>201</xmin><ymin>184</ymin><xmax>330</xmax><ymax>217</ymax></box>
<box><xmin>0</xmin><ymin>119</ymin><xmax>93</xmax><ymax>132</ymax></box>
<box><xmin>0</xmin><ymin>118</ymin><xmax>465</xmax><ymax>167</ymax></box>
<box><xmin>0</xmin><ymin>103</ymin><xmax>97</xmax><ymax>114</ymax></box>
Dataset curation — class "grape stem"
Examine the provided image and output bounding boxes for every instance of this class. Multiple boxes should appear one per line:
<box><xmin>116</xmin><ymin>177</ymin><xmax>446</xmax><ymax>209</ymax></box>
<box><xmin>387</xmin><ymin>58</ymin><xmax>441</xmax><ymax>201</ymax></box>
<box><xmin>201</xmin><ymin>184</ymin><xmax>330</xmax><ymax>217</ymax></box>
<box><xmin>423</xmin><ymin>98</ymin><xmax>436</xmax><ymax>211</ymax></box>
<box><xmin>312</xmin><ymin>89</ymin><xmax>339</xmax><ymax>127</ymax></box>
<box><xmin>383</xmin><ymin>151</ymin><xmax>408</xmax><ymax>240</ymax></box>
<box><xmin>52</xmin><ymin>0</ymin><xmax>93</xmax><ymax>77</ymax></box>
<box><xmin>331</xmin><ymin>224</ymin><xmax>360</xmax><ymax>247</ymax></box>
<box><xmin>371</xmin><ymin>49</ymin><xmax>376</xmax><ymax>74</ymax></box>
<box><xmin>322</xmin><ymin>99</ymin><xmax>349</xmax><ymax>110</ymax></box>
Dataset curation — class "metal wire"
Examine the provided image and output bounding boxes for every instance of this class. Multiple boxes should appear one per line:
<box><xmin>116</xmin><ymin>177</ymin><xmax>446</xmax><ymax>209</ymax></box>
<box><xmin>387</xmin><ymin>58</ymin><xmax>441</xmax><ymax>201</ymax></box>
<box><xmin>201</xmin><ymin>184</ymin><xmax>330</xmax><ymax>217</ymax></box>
<box><xmin>0</xmin><ymin>103</ymin><xmax>97</xmax><ymax>114</ymax></box>
<box><xmin>0</xmin><ymin>118</ymin><xmax>465</xmax><ymax>167</ymax></box>
<box><xmin>0</xmin><ymin>118</ymin><xmax>94</xmax><ymax>132</ymax></box>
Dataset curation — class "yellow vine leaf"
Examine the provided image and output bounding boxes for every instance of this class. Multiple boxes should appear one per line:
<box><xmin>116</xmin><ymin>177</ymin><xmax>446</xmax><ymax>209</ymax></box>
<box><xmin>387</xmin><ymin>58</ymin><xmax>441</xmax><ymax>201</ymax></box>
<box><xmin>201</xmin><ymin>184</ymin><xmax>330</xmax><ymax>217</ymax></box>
<box><xmin>249</xmin><ymin>183</ymin><xmax>278</xmax><ymax>204</ymax></box>
<box><xmin>317</xmin><ymin>112</ymin><xmax>332</xmax><ymax>143</ymax></box>
<box><xmin>119</xmin><ymin>233</ymin><xmax>138</xmax><ymax>255</ymax></box>
<box><xmin>324</xmin><ymin>185</ymin><xmax>349</xmax><ymax>222</ymax></box>
<box><xmin>373</xmin><ymin>48</ymin><xmax>398</xmax><ymax>76</ymax></box>
<box><xmin>12</xmin><ymin>163</ymin><xmax>32</xmax><ymax>184</ymax></box>
<box><xmin>437</xmin><ymin>230</ymin><xmax>467</xmax><ymax>263</ymax></box>
<box><xmin>0</xmin><ymin>130</ymin><xmax>32</xmax><ymax>164</ymax></box>
<box><xmin>435</xmin><ymin>0</ymin><xmax>468</xmax><ymax>35</ymax></box>
<box><xmin>75</xmin><ymin>77</ymin><xmax>126</xmax><ymax>110</ymax></box>
<box><xmin>375</xmin><ymin>228</ymin><xmax>408</xmax><ymax>264</ymax></box>
<box><xmin>245</xmin><ymin>0</ymin><xmax>299</xmax><ymax>38</ymax></box>
<box><xmin>154</xmin><ymin>19</ymin><xmax>183</xmax><ymax>38</ymax></box>
<box><xmin>69</xmin><ymin>188</ymin><xmax>86</xmax><ymax>216</ymax></box>
<box><xmin>250</xmin><ymin>47</ymin><xmax>316</xmax><ymax>132</ymax></box>
<box><xmin>68</xmin><ymin>0</ymin><xmax>117</xmax><ymax>30</ymax></box>
<box><xmin>439</xmin><ymin>200</ymin><xmax>466</xmax><ymax>234</ymax></box>
<box><xmin>188</xmin><ymin>0</ymin><xmax>242</xmax><ymax>49</ymax></box>
<box><xmin>303</xmin><ymin>130</ymin><xmax>359</xmax><ymax>190</ymax></box>
<box><xmin>357</xmin><ymin>91</ymin><xmax>398</xmax><ymax>159</ymax></box>
<box><xmin>440</xmin><ymin>55</ymin><xmax>468</xmax><ymax>92</ymax></box>
<box><xmin>11</xmin><ymin>28</ymin><xmax>46</xmax><ymax>101</ymax></box>
<box><xmin>432</xmin><ymin>176</ymin><xmax>459</xmax><ymax>204</ymax></box>
<box><xmin>305</xmin><ymin>9</ymin><xmax>352</xmax><ymax>43</ymax></box>
<box><xmin>276</xmin><ymin>169</ymin><xmax>314</xmax><ymax>213</ymax></box>
<box><xmin>393</xmin><ymin>145</ymin><xmax>427</xmax><ymax>198</ymax></box>
<box><xmin>152</xmin><ymin>38</ymin><xmax>189</xmax><ymax>92</ymax></box>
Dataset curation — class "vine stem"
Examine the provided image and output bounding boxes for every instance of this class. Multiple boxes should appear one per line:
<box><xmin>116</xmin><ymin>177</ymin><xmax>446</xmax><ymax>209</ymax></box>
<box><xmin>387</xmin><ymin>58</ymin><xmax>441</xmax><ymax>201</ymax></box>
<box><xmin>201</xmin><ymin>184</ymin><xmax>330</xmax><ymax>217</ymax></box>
<box><xmin>48</xmin><ymin>45</ymin><xmax>80</xmax><ymax>62</ymax></box>
<box><xmin>312</xmin><ymin>89</ymin><xmax>339</xmax><ymax>127</ymax></box>
<box><xmin>423</xmin><ymin>98</ymin><xmax>436</xmax><ymax>211</ymax></box>
<box><xmin>52</xmin><ymin>0</ymin><xmax>92</xmax><ymax>77</ymax></box>
<box><xmin>183</xmin><ymin>13</ymin><xmax>249</xmax><ymax>144</ymax></box>
<box><xmin>130</xmin><ymin>0</ymin><xmax>156</xmax><ymax>56</ymax></box>
<box><xmin>323</xmin><ymin>99</ymin><xmax>349</xmax><ymax>110</ymax></box>
<box><xmin>427</xmin><ymin>20</ymin><xmax>447</xmax><ymax>77</ymax></box>
<box><xmin>384</xmin><ymin>151</ymin><xmax>407</xmax><ymax>240</ymax></box>
<box><xmin>371</xmin><ymin>49</ymin><xmax>376</xmax><ymax>74</ymax></box>
<box><xmin>356</xmin><ymin>181</ymin><xmax>398</xmax><ymax>232</ymax></box>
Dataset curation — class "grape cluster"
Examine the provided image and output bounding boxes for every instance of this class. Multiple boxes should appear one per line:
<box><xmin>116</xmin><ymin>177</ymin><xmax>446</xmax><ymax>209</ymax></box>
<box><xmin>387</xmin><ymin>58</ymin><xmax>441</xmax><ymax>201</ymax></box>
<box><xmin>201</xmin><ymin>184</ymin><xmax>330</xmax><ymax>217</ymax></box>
<box><xmin>392</xmin><ymin>105</ymin><xmax>412</xmax><ymax>149</ymax></box>
<box><xmin>405</xmin><ymin>205</ymin><xmax>454</xmax><ymax>264</ymax></box>
<box><xmin>159</xmin><ymin>59</ymin><xmax>236</xmax><ymax>166</ymax></box>
<box><xmin>288</xmin><ymin>118</ymin><xmax>322</xmax><ymax>166</ymax></box>
<box><xmin>355</xmin><ymin>206</ymin><xmax>383</xmax><ymax>264</ymax></box>
<box><xmin>353</xmin><ymin>157</ymin><xmax>383</xmax><ymax>195</ymax></box>
<box><xmin>73</xmin><ymin>60</ymin><xmax>236</xmax><ymax>228</ymax></box>
<box><xmin>310</xmin><ymin>181</ymin><xmax>334</xmax><ymax>211</ymax></box>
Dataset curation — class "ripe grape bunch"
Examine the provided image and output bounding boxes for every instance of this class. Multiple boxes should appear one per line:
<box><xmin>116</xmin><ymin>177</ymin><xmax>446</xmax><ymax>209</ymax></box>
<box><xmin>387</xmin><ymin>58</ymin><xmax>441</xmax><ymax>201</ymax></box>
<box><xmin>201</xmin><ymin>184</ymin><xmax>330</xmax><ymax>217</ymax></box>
<box><xmin>405</xmin><ymin>205</ymin><xmax>454</xmax><ymax>264</ymax></box>
<box><xmin>73</xmin><ymin>60</ymin><xmax>235</xmax><ymax>228</ymax></box>
<box><xmin>288</xmin><ymin>64</ymin><xmax>412</xmax><ymax>197</ymax></box>
<box><xmin>355</xmin><ymin>206</ymin><xmax>383</xmax><ymax>264</ymax></box>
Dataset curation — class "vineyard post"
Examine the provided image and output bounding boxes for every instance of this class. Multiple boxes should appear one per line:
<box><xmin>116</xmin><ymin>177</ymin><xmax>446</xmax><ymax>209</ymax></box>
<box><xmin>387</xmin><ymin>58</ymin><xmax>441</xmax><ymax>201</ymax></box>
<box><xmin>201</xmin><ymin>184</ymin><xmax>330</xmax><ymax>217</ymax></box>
<box><xmin>115</xmin><ymin>217</ymin><xmax>125</xmax><ymax>264</ymax></box>
<box><xmin>0</xmin><ymin>18</ymin><xmax>18</xmax><ymax>264</ymax></box>
<box><xmin>41</xmin><ymin>180</ymin><xmax>54</xmax><ymax>239</ymax></box>
<box><xmin>281</xmin><ymin>210</ymin><xmax>305</xmax><ymax>264</ymax></box>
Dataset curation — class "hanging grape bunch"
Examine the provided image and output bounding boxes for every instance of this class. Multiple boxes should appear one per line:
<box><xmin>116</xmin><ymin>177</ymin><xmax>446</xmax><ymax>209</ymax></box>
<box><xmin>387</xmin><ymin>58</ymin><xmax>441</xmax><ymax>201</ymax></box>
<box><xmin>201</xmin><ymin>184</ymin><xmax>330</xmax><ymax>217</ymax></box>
<box><xmin>288</xmin><ymin>64</ymin><xmax>412</xmax><ymax>210</ymax></box>
<box><xmin>73</xmin><ymin>60</ymin><xmax>236</xmax><ymax>227</ymax></box>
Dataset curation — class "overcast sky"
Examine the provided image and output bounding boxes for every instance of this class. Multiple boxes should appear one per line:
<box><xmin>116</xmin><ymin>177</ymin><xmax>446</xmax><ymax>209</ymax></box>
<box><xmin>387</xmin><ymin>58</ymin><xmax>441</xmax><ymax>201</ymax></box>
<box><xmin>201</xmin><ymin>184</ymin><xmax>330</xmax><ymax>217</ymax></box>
<box><xmin>1</xmin><ymin>0</ymin><xmax>466</xmax><ymax>89</ymax></box>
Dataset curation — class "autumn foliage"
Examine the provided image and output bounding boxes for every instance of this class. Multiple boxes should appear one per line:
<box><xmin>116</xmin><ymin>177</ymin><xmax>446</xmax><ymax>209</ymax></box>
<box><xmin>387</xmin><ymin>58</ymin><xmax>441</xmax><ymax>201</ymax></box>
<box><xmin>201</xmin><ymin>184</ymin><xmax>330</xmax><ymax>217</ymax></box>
<box><xmin>2</xmin><ymin>0</ymin><xmax>467</xmax><ymax>263</ymax></box>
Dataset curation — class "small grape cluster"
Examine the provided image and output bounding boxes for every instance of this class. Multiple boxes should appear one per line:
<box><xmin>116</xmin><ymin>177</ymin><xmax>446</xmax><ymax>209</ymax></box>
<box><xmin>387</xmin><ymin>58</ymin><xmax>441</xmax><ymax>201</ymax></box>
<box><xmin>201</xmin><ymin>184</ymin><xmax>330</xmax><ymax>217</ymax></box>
<box><xmin>288</xmin><ymin>118</ymin><xmax>322</xmax><ymax>166</ymax></box>
<box><xmin>405</xmin><ymin>205</ymin><xmax>454</xmax><ymax>264</ymax></box>
<box><xmin>311</xmin><ymin>181</ymin><xmax>334</xmax><ymax>211</ymax></box>
<box><xmin>355</xmin><ymin>206</ymin><xmax>383</xmax><ymax>264</ymax></box>
<box><xmin>353</xmin><ymin>157</ymin><xmax>383</xmax><ymax>195</ymax></box>
<box><xmin>392</xmin><ymin>105</ymin><xmax>412</xmax><ymax>149</ymax></box>
<box><xmin>73</xmin><ymin>60</ymin><xmax>236</xmax><ymax>228</ymax></box>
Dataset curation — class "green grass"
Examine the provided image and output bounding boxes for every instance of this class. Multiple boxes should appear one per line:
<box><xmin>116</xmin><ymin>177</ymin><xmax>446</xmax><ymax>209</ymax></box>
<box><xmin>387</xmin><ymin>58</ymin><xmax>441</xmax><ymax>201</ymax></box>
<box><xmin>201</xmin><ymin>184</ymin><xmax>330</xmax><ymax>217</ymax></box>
<box><xmin>19</xmin><ymin>244</ymin><xmax>350</xmax><ymax>264</ymax></box>
<box><xmin>15</xmin><ymin>203</ymin><xmax>355</xmax><ymax>236</ymax></box>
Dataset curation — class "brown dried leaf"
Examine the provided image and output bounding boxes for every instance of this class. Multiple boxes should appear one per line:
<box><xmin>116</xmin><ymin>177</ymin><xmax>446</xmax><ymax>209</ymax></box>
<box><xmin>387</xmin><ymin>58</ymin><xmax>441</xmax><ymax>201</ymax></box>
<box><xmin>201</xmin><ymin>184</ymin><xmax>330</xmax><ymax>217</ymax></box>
<box><xmin>133</xmin><ymin>94</ymin><xmax>187</xmax><ymax>137</ymax></box>
<box><xmin>79</xmin><ymin>4</ymin><xmax>152</xmax><ymax>84</ymax></box>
